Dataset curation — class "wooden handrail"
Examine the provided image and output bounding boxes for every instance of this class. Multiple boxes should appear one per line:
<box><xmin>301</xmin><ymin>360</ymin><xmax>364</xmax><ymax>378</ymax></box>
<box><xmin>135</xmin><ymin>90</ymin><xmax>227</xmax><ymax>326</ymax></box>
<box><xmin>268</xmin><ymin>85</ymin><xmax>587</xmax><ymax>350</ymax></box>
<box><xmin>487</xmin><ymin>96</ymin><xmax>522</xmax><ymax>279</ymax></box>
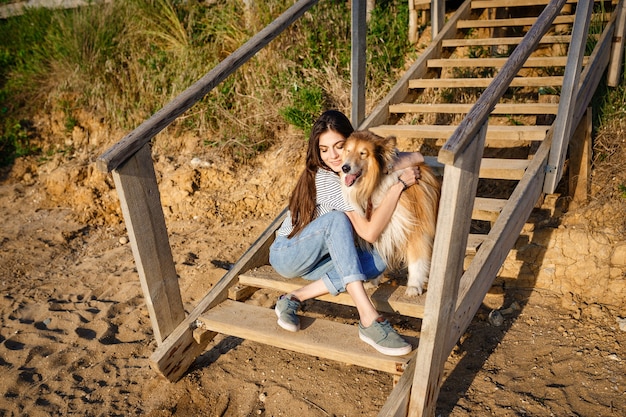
<box><xmin>437</xmin><ymin>0</ymin><xmax>568</xmax><ymax>166</ymax></box>
<box><xmin>96</xmin><ymin>0</ymin><xmax>319</xmax><ymax>173</ymax></box>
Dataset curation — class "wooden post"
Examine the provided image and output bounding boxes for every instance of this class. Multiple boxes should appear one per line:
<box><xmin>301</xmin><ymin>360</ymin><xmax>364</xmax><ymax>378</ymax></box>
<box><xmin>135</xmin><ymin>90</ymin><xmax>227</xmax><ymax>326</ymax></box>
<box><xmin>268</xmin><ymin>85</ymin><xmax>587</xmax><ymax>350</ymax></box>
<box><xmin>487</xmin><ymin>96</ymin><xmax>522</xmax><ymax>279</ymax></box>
<box><xmin>543</xmin><ymin>0</ymin><xmax>593</xmax><ymax>194</ymax></box>
<box><xmin>408</xmin><ymin>122</ymin><xmax>488</xmax><ymax>417</ymax></box>
<box><xmin>409</xmin><ymin>0</ymin><xmax>418</xmax><ymax>44</ymax></box>
<box><xmin>431</xmin><ymin>0</ymin><xmax>445</xmax><ymax>38</ymax></box>
<box><xmin>568</xmin><ymin>107</ymin><xmax>592</xmax><ymax>208</ymax></box>
<box><xmin>351</xmin><ymin>0</ymin><xmax>367</xmax><ymax>128</ymax></box>
<box><xmin>112</xmin><ymin>144</ymin><xmax>185</xmax><ymax>344</ymax></box>
<box><xmin>607</xmin><ymin>0</ymin><xmax>626</xmax><ymax>87</ymax></box>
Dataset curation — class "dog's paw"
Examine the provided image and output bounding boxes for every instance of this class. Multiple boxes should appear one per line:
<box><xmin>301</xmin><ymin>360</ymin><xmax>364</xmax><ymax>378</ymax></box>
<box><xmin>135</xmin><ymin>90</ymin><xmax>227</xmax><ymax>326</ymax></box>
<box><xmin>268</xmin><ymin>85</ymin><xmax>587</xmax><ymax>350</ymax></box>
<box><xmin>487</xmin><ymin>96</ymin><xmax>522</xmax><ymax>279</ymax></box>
<box><xmin>405</xmin><ymin>285</ymin><xmax>424</xmax><ymax>297</ymax></box>
<box><xmin>364</xmin><ymin>276</ymin><xmax>381</xmax><ymax>290</ymax></box>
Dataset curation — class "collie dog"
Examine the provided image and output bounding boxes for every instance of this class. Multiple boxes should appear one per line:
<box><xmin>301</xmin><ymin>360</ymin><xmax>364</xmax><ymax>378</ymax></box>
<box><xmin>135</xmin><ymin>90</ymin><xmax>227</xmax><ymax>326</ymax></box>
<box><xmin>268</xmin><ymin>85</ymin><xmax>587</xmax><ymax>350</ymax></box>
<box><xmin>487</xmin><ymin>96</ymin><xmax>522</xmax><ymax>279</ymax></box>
<box><xmin>341</xmin><ymin>131</ymin><xmax>441</xmax><ymax>296</ymax></box>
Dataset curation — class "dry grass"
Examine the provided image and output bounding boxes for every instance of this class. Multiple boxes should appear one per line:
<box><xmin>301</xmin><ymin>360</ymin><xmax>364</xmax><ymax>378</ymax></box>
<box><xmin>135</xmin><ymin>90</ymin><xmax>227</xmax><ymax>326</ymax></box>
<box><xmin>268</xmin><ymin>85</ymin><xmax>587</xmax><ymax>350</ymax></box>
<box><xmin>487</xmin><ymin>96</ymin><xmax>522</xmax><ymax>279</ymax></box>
<box><xmin>578</xmin><ymin>114</ymin><xmax>626</xmax><ymax>235</ymax></box>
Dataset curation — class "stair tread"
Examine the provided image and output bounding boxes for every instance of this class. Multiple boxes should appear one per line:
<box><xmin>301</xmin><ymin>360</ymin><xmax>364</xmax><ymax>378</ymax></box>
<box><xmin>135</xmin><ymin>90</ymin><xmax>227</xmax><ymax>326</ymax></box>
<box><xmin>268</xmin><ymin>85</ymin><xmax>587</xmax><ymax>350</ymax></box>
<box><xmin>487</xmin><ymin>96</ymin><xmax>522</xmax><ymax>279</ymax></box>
<box><xmin>473</xmin><ymin>197</ymin><xmax>507</xmax><ymax>221</ymax></box>
<box><xmin>442</xmin><ymin>35</ymin><xmax>573</xmax><ymax>48</ymax></box>
<box><xmin>369</xmin><ymin>124</ymin><xmax>548</xmax><ymax>140</ymax></box>
<box><xmin>388</xmin><ymin>102</ymin><xmax>559</xmax><ymax>115</ymax></box>
<box><xmin>408</xmin><ymin>76</ymin><xmax>564</xmax><ymax>88</ymax></box>
<box><xmin>198</xmin><ymin>299</ymin><xmax>416</xmax><ymax>374</ymax></box>
<box><xmin>471</xmin><ymin>0</ymin><xmax>578</xmax><ymax>8</ymax></box>
<box><xmin>457</xmin><ymin>14</ymin><xmax>577</xmax><ymax>28</ymax></box>
<box><xmin>237</xmin><ymin>266</ymin><xmax>426</xmax><ymax>318</ymax></box>
<box><xmin>427</xmin><ymin>56</ymin><xmax>586</xmax><ymax>68</ymax></box>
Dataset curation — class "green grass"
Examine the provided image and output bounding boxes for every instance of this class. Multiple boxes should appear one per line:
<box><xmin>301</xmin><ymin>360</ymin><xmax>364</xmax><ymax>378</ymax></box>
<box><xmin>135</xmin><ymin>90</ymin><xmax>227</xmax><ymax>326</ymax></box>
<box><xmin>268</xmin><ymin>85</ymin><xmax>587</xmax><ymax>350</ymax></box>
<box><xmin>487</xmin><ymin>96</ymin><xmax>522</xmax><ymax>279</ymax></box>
<box><xmin>0</xmin><ymin>0</ymin><xmax>413</xmax><ymax>166</ymax></box>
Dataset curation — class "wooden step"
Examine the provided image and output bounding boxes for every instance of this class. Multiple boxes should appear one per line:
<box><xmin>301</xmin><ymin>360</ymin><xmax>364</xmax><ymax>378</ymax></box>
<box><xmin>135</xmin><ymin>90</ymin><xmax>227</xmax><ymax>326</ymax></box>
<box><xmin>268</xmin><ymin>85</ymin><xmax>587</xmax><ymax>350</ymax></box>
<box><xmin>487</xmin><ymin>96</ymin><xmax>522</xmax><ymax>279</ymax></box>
<box><xmin>197</xmin><ymin>299</ymin><xmax>416</xmax><ymax>375</ymax></box>
<box><xmin>428</xmin><ymin>157</ymin><xmax>530</xmax><ymax>180</ymax></box>
<box><xmin>480</xmin><ymin>158</ymin><xmax>529</xmax><ymax>180</ymax></box>
<box><xmin>466</xmin><ymin>233</ymin><xmax>487</xmax><ymax>254</ymax></box>
<box><xmin>408</xmin><ymin>76</ymin><xmax>564</xmax><ymax>89</ymax></box>
<box><xmin>236</xmin><ymin>266</ymin><xmax>427</xmax><ymax>318</ymax></box>
<box><xmin>471</xmin><ymin>0</ymin><xmax>578</xmax><ymax>8</ymax></box>
<box><xmin>388</xmin><ymin>102</ymin><xmax>559</xmax><ymax>115</ymax></box>
<box><xmin>442</xmin><ymin>35</ymin><xmax>574</xmax><ymax>48</ymax></box>
<box><xmin>369</xmin><ymin>124</ymin><xmax>548</xmax><ymax>141</ymax></box>
<box><xmin>427</xmin><ymin>56</ymin><xmax>588</xmax><ymax>68</ymax></box>
<box><xmin>473</xmin><ymin>197</ymin><xmax>507</xmax><ymax>222</ymax></box>
<box><xmin>457</xmin><ymin>14</ymin><xmax>577</xmax><ymax>29</ymax></box>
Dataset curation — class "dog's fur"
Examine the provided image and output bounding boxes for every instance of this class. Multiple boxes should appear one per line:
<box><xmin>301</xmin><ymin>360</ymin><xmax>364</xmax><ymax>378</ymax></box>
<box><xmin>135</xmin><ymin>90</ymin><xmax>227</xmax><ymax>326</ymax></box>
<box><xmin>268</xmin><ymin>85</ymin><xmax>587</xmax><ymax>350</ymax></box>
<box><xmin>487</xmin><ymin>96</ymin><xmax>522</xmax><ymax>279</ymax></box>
<box><xmin>341</xmin><ymin>130</ymin><xmax>441</xmax><ymax>296</ymax></box>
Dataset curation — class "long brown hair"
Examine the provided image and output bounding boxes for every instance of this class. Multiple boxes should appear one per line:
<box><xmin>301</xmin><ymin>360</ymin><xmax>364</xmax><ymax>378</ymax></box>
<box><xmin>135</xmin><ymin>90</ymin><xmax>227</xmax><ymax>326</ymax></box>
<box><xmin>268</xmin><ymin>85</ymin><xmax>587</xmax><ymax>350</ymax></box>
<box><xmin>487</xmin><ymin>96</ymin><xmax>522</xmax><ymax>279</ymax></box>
<box><xmin>287</xmin><ymin>110</ymin><xmax>354</xmax><ymax>238</ymax></box>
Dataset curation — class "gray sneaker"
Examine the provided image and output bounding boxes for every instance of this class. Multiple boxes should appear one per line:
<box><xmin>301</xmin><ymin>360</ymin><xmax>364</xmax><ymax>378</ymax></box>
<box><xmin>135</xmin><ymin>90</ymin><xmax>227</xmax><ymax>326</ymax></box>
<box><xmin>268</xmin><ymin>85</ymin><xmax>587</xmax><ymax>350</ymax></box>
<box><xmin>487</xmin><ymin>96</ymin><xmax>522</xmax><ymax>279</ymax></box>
<box><xmin>275</xmin><ymin>294</ymin><xmax>301</xmax><ymax>332</ymax></box>
<box><xmin>358</xmin><ymin>317</ymin><xmax>412</xmax><ymax>356</ymax></box>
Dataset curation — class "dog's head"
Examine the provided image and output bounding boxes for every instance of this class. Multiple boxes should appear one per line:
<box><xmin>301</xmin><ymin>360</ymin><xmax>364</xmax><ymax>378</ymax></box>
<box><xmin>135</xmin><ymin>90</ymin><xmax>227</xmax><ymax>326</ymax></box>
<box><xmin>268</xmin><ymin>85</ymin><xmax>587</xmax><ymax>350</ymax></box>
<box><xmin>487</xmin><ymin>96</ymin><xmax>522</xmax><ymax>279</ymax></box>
<box><xmin>341</xmin><ymin>130</ymin><xmax>397</xmax><ymax>189</ymax></box>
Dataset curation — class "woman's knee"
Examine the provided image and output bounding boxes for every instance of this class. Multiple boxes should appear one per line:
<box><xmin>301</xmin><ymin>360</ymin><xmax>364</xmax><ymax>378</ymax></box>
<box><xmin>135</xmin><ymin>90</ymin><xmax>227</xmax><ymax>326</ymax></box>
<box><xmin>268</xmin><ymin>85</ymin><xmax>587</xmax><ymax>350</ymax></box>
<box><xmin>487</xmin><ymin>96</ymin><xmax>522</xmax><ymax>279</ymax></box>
<box><xmin>324</xmin><ymin>211</ymin><xmax>352</xmax><ymax>231</ymax></box>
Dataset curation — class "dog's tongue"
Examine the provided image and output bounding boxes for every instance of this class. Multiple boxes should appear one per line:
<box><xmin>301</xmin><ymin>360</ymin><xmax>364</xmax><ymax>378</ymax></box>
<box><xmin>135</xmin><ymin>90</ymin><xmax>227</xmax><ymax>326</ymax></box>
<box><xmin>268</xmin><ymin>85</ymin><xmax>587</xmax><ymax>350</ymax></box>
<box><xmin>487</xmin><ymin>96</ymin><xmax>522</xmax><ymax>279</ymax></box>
<box><xmin>344</xmin><ymin>174</ymin><xmax>358</xmax><ymax>187</ymax></box>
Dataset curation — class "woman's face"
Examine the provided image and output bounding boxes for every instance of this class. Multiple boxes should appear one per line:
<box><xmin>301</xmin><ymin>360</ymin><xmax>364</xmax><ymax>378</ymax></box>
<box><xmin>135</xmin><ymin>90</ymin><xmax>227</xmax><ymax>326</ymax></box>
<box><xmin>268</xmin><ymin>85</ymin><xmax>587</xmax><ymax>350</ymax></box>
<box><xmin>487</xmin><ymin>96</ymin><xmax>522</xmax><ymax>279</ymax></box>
<box><xmin>318</xmin><ymin>130</ymin><xmax>346</xmax><ymax>173</ymax></box>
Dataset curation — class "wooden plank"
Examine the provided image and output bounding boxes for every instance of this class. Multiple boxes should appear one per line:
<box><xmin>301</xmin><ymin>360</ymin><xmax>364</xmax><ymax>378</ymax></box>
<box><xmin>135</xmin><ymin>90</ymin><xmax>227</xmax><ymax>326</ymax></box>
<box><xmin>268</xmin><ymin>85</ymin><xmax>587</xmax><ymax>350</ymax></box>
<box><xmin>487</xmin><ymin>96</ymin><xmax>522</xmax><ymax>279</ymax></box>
<box><xmin>408</xmin><ymin>123</ymin><xmax>488</xmax><ymax>417</ymax></box>
<box><xmin>438</xmin><ymin>0</ymin><xmax>568</xmax><ymax>166</ymax></box>
<box><xmin>472</xmin><ymin>197</ymin><xmax>506</xmax><ymax>221</ymax></box>
<box><xmin>480</xmin><ymin>158</ymin><xmax>529</xmax><ymax>180</ymax></box>
<box><xmin>149</xmin><ymin>208</ymin><xmax>288</xmax><ymax>381</ymax></box>
<box><xmin>427</xmin><ymin>56</ymin><xmax>588</xmax><ymax>68</ymax></box>
<box><xmin>112</xmin><ymin>144</ymin><xmax>185</xmax><ymax>344</ymax></box>
<box><xmin>466</xmin><ymin>233</ymin><xmax>486</xmax><ymax>255</ymax></box>
<box><xmin>607</xmin><ymin>0</ymin><xmax>626</xmax><ymax>86</ymax></box>
<box><xmin>377</xmin><ymin>356</ymin><xmax>416</xmax><ymax>417</ymax></box>
<box><xmin>409</xmin><ymin>76</ymin><xmax>564</xmax><ymax>88</ymax></box>
<box><xmin>472</xmin><ymin>0</ymin><xmax>578</xmax><ymax>8</ymax></box>
<box><xmin>432</xmin><ymin>0</ymin><xmax>446</xmax><ymax>37</ymax></box>
<box><xmin>369</xmin><ymin>124</ymin><xmax>548</xmax><ymax>141</ymax></box>
<box><xmin>0</xmin><ymin>0</ymin><xmax>111</xmax><ymax>19</ymax></box>
<box><xmin>197</xmin><ymin>300</ymin><xmax>417</xmax><ymax>375</ymax></box>
<box><xmin>351</xmin><ymin>0</ymin><xmax>366</xmax><ymax>127</ymax></box>
<box><xmin>389</xmin><ymin>102</ymin><xmax>559</xmax><ymax>114</ymax></box>
<box><xmin>96</xmin><ymin>0</ymin><xmax>319</xmax><ymax>173</ymax></box>
<box><xmin>457</xmin><ymin>14</ymin><xmax>577</xmax><ymax>29</ymax></box>
<box><xmin>409</xmin><ymin>0</ymin><xmax>419</xmax><ymax>44</ymax></box>
<box><xmin>543</xmin><ymin>0</ymin><xmax>593</xmax><ymax>193</ymax></box>
<box><xmin>360</xmin><ymin>0</ymin><xmax>473</xmax><ymax>129</ymax></box>
<box><xmin>237</xmin><ymin>266</ymin><xmax>427</xmax><ymax>318</ymax></box>
<box><xmin>442</xmin><ymin>34</ymin><xmax>573</xmax><ymax>47</ymax></box>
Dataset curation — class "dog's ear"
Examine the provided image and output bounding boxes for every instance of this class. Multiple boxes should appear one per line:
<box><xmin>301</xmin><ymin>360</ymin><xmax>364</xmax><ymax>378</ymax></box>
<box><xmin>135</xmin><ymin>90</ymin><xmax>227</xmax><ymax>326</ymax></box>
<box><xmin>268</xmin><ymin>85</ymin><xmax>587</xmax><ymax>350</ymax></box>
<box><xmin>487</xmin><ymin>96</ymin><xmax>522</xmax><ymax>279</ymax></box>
<box><xmin>380</xmin><ymin>136</ymin><xmax>398</xmax><ymax>161</ymax></box>
<box><xmin>370</xmin><ymin>135</ymin><xmax>397</xmax><ymax>172</ymax></box>
<box><xmin>385</xmin><ymin>135</ymin><xmax>397</xmax><ymax>148</ymax></box>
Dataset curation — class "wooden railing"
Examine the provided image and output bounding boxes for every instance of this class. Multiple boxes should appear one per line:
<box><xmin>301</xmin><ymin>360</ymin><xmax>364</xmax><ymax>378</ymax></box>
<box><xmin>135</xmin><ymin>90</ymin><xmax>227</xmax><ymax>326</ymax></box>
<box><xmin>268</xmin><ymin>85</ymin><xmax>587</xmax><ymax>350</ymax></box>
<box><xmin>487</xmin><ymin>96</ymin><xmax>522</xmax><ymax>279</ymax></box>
<box><xmin>96</xmin><ymin>0</ymin><xmax>321</xmax><ymax>346</ymax></box>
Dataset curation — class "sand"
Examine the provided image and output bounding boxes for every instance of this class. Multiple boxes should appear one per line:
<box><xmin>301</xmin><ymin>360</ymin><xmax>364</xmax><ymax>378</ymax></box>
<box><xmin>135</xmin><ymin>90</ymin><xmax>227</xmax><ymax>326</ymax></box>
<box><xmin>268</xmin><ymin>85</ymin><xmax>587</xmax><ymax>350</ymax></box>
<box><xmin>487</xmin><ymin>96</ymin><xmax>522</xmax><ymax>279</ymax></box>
<box><xmin>0</xmin><ymin>127</ymin><xmax>625</xmax><ymax>416</ymax></box>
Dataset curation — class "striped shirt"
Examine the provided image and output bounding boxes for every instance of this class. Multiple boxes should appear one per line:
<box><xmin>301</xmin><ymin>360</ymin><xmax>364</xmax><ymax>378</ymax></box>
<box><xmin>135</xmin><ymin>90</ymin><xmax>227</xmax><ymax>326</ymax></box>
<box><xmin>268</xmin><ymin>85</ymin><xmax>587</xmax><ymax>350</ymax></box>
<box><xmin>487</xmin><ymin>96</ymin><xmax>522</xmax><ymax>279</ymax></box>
<box><xmin>276</xmin><ymin>168</ymin><xmax>354</xmax><ymax>237</ymax></box>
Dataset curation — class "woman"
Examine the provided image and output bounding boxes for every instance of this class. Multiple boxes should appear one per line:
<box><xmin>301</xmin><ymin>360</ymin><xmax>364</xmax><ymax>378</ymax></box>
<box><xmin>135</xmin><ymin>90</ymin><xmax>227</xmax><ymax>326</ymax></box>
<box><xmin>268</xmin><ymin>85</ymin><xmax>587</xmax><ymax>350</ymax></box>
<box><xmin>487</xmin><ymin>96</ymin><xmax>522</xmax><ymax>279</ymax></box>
<box><xmin>269</xmin><ymin>110</ymin><xmax>424</xmax><ymax>356</ymax></box>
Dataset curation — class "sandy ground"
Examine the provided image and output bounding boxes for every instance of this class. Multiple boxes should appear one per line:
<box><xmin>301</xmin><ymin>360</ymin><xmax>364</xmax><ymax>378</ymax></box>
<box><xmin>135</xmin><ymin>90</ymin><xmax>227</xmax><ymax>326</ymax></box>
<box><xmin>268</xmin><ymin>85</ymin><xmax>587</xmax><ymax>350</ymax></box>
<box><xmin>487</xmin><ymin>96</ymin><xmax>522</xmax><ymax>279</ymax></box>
<box><xmin>1</xmin><ymin>125</ymin><xmax>625</xmax><ymax>417</ymax></box>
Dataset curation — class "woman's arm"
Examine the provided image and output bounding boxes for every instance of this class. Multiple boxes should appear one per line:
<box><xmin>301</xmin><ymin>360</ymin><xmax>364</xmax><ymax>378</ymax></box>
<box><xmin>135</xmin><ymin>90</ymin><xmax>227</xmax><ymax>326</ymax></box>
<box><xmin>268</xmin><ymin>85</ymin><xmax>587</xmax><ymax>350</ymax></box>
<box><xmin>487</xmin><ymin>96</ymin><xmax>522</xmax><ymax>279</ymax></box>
<box><xmin>393</xmin><ymin>151</ymin><xmax>424</xmax><ymax>170</ymax></box>
<box><xmin>345</xmin><ymin>167</ymin><xmax>419</xmax><ymax>243</ymax></box>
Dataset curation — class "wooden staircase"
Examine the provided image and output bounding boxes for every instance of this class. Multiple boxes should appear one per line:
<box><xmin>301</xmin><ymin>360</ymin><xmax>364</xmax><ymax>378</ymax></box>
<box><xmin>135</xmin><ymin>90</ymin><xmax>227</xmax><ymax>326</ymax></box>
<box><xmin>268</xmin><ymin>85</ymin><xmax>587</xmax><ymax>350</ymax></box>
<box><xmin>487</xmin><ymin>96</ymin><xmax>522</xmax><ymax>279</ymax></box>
<box><xmin>96</xmin><ymin>0</ymin><xmax>626</xmax><ymax>416</ymax></box>
<box><xmin>192</xmin><ymin>0</ymin><xmax>604</xmax><ymax>381</ymax></box>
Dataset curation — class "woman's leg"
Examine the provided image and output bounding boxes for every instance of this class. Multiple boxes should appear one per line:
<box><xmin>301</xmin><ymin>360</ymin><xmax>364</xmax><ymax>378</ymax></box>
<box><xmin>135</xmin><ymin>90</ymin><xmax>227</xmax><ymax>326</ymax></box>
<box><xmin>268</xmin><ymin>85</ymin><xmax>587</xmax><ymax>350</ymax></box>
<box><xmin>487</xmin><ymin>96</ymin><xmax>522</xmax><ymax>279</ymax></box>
<box><xmin>270</xmin><ymin>211</ymin><xmax>366</xmax><ymax>295</ymax></box>
<box><xmin>291</xmin><ymin>278</ymin><xmax>328</xmax><ymax>302</ymax></box>
<box><xmin>345</xmin><ymin>281</ymin><xmax>379</xmax><ymax>327</ymax></box>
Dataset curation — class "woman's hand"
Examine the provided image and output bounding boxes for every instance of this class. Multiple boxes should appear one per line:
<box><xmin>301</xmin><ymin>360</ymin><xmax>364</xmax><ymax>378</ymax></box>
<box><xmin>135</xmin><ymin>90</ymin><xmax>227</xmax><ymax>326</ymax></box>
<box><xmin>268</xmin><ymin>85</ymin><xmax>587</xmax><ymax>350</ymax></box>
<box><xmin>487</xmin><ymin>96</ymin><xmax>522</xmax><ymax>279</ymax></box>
<box><xmin>397</xmin><ymin>166</ymin><xmax>421</xmax><ymax>190</ymax></box>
